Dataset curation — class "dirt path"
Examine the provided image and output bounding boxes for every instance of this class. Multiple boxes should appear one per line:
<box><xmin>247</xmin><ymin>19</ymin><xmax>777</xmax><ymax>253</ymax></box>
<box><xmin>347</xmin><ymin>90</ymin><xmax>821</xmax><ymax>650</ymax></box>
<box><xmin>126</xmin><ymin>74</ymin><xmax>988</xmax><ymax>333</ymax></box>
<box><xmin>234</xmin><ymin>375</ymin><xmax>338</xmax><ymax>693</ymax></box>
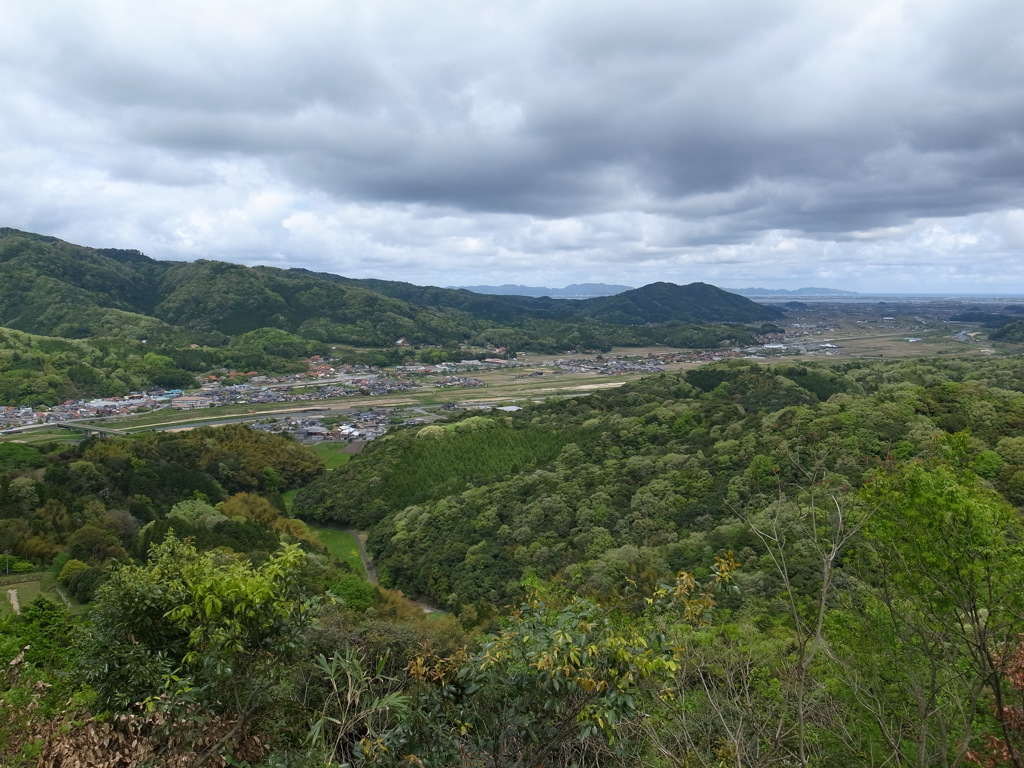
<box><xmin>345</xmin><ymin>529</ymin><xmax>378</xmax><ymax>585</ymax></box>
<box><xmin>54</xmin><ymin>587</ymin><xmax>73</xmax><ymax>610</ymax></box>
<box><xmin>7</xmin><ymin>588</ymin><xmax>20</xmax><ymax>615</ymax></box>
<box><xmin>341</xmin><ymin>529</ymin><xmax>444</xmax><ymax>613</ymax></box>
<box><xmin>309</xmin><ymin>523</ymin><xmax>446</xmax><ymax>614</ymax></box>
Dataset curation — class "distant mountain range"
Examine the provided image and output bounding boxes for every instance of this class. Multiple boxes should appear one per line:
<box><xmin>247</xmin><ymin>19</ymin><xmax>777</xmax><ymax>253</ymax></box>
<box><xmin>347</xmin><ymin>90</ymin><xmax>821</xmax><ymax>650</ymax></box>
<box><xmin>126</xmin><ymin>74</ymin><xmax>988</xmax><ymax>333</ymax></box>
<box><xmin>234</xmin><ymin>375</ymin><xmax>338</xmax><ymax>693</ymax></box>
<box><xmin>459</xmin><ymin>283</ymin><xmax>860</xmax><ymax>299</ymax></box>
<box><xmin>728</xmin><ymin>287</ymin><xmax>859</xmax><ymax>296</ymax></box>
<box><xmin>0</xmin><ymin>228</ymin><xmax>782</xmax><ymax>350</ymax></box>
<box><xmin>454</xmin><ymin>283</ymin><xmax>634</xmax><ymax>299</ymax></box>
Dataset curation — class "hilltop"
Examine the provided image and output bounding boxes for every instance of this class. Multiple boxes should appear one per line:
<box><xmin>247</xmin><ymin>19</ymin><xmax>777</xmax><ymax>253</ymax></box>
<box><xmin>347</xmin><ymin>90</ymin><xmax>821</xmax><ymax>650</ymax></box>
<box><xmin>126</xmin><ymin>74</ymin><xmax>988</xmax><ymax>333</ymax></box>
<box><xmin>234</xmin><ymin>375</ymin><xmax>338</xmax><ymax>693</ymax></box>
<box><xmin>454</xmin><ymin>282</ymin><xmax>634</xmax><ymax>299</ymax></box>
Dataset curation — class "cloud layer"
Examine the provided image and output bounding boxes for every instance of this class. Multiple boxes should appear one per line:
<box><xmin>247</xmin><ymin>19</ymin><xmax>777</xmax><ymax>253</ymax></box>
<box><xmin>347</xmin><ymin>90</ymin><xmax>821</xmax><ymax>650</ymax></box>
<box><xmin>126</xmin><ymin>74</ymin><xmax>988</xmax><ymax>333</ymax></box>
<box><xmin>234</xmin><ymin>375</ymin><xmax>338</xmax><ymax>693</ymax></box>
<box><xmin>3</xmin><ymin>0</ymin><xmax>1023</xmax><ymax>292</ymax></box>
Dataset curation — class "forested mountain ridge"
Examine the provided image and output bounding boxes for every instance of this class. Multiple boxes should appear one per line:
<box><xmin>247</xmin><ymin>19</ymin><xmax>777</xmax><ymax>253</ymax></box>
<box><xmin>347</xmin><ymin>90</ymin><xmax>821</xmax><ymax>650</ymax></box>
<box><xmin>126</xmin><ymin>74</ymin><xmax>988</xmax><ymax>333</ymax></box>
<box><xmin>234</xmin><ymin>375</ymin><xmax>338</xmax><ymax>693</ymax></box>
<box><xmin>576</xmin><ymin>281</ymin><xmax>782</xmax><ymax>323</ymax></box>
<box><xmin>0</xmin><ymin>229</ymin><xmax>175</xmax><ymax>341</ymax></box>
<box><xmin>0</xmin><ymin>229</ymin><xmax>483</xmax><ymax>343</ymax></box>
<box><xmin>0</xmin><ymin>228</ymin><xmax>780</xmax><ymax>406</ymax></box>
<box><xmin>0</xmin><ymin>228</ymin><xmax>779</xmax><ymax>344</ymax></box>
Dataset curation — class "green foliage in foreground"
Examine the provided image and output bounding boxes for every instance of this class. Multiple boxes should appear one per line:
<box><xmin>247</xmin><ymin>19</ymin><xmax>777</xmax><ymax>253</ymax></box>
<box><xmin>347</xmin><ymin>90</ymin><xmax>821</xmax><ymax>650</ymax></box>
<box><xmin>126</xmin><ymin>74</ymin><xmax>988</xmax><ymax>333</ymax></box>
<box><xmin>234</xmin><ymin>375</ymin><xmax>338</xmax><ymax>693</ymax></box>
<box><xmin>78</xmin><ymin>538</ymin><xmax>320</xmax><ymax>714</ymax></box>
<box><xmin>6</xmin><ymin>483</ymin><xmax>1024</xmax><ymax>768</ymax></box>
<box><xmin>834</xmin><ymin>453</ymin><xmax>1024</xmax><ymax>767</ymax></box>
<box><xmin>2</xmin><ymin>536</ymin><xmax>746</xmax><ymax>768</ymax></box>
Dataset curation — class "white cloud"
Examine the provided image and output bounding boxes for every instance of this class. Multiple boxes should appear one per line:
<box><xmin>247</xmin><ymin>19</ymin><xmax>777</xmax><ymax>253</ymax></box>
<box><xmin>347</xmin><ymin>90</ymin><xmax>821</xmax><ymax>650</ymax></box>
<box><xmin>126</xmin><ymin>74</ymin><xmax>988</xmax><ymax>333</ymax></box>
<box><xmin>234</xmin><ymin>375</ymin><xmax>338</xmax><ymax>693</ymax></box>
<box><xmin>1</xmin><ymin>0</ymin><xmax>1023</xmax><ymax>293</ymax></box>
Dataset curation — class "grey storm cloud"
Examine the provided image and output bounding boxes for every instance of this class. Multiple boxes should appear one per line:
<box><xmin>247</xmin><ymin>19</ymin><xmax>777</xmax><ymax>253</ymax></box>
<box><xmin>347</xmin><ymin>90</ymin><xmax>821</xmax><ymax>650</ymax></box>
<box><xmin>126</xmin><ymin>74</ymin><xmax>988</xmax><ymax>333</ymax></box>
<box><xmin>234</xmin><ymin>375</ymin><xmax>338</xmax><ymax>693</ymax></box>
<box><xmin>1</xmin><ymin>0</ymin><xmax>1023</xmax><ymax>291</ymax></box>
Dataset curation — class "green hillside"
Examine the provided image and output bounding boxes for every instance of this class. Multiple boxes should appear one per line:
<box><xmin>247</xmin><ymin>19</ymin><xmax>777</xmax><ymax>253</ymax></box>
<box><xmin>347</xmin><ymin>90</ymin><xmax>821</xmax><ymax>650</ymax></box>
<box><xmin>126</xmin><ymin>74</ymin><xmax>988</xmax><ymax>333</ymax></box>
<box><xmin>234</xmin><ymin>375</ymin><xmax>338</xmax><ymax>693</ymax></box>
<box><xmin>577</xmin><ymin>281</ymin><xmax>782</xmax><ymax>323</ymax></box>
<box><xmin>990</xmin><ymin>317</ymin><xmax>1024</xmax><ymax>342</ymax></box>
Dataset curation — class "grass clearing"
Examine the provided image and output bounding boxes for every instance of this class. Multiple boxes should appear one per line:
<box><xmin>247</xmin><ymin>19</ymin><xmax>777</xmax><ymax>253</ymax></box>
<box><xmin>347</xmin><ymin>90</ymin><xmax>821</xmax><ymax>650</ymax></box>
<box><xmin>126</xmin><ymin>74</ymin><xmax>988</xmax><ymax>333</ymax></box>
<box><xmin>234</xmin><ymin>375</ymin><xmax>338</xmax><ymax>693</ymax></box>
<box><xmin>282</xmin><ymin>489</ymin><xmax>299</xmax><ymax>512</ymax></box>
<box><xmin>13</xmin><ymin>579</ymin><xmax>42</xmax><ymax>606</ymax></box>
<box><xmin>1</xmin><ymin>430</ymin><xmax>81</xmax><ymax>447</ymax></box>
<box><xmin>0</xmin><ymin>576</ymin><xmax>68</xmax><ymax>616</ymax></box>
<box><xmin>309</xmin><ymin>524</ymin><xmax>367</xmax><ymax>578</ymax></box>
<box><xmin>310</xmin><ymin>442</ymin><xmax>354</xmax><ymax>470</ymax></box>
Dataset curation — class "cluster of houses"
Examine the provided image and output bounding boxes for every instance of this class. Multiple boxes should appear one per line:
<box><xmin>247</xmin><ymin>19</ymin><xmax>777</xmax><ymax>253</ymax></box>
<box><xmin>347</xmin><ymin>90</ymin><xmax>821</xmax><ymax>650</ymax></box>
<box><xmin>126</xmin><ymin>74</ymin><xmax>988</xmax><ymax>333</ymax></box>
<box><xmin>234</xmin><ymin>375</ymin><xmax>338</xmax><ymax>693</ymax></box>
<box><xmin>394</xmin><ymin>359</ymin><xmax>516</xmax><ymax>376</ymax></box>
<box><xmin>434</xmin><ymin>376</ymin><xmax>486</xmax><ymax>388</ymax></box>
<box><xmin>171</xmin><ymin>377</ymin><xmax>420</xmax><ymax>409</ymax></box>
<box><xmin>545</xmin><ymin>357</ymin><xmax>667</xmax><ymax>375</ymax></box>
<box><xmin>196</xmin><ymin>358</ymin><xmax>383</xmax><ymax>389</ymax></box>
<box><xmin>250</xmin><ymin>411</ymin><xmax>393</xmax><ymax>443</ymax></box>
<box><xmin>11</xmin><ymin>332</ymin><xmax>885</xmax><ymax>433</ymax></box>
<box><xmin>1</xmin><ymin>390</ymin><xmax>186</xmax><ymax>428</ymax></box>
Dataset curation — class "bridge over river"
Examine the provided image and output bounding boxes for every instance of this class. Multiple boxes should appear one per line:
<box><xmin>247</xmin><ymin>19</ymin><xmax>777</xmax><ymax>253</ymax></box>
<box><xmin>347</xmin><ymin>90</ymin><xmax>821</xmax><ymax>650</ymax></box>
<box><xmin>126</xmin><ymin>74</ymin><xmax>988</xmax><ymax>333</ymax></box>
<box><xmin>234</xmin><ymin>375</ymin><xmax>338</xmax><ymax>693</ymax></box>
<box><xmin>2</xmin><ymin>421</ymin><xmax>129</xmax><ymax>438</ymax></box>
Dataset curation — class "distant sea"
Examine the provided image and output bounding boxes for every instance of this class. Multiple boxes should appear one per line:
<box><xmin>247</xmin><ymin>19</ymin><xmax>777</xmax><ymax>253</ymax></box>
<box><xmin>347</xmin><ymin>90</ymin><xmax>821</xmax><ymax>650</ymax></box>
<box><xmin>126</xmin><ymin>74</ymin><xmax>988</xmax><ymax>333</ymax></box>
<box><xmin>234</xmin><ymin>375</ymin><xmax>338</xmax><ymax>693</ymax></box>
<box><xmin>749</xmin><ymin>294</ymin><xmax>1024</xmax><ymax>304</ymax></box>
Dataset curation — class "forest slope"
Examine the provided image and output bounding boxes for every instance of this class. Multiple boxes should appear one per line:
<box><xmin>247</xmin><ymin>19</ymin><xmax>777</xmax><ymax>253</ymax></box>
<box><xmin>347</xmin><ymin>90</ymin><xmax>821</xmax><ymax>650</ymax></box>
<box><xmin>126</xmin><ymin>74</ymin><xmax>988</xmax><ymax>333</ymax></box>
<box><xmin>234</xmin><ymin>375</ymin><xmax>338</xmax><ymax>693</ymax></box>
<box><xmin>295</xmin><ymin>357</ymin><xmax>1024</xmax><ymax>610</ymax></box>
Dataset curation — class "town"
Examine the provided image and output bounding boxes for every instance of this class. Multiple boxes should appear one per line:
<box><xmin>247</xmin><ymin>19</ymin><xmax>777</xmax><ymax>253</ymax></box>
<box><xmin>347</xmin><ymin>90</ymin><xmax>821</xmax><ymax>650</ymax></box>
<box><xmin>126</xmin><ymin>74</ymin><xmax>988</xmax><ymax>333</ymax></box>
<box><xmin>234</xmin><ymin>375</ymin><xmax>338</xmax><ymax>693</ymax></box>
<box><xmin>3</xmin><ymin>316</ymin><xmax>935</xmax><ymax>440</ymax></box>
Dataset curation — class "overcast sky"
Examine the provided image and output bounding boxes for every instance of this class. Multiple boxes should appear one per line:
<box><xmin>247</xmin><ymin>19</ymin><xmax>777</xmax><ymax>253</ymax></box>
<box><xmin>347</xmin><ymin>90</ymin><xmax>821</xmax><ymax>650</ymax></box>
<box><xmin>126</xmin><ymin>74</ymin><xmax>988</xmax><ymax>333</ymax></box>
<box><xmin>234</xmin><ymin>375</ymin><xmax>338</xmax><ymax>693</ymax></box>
<box><xmin>3</xmin><ymin>1</ymin><xmax>1024</xmax><ymax>293</ymax></box>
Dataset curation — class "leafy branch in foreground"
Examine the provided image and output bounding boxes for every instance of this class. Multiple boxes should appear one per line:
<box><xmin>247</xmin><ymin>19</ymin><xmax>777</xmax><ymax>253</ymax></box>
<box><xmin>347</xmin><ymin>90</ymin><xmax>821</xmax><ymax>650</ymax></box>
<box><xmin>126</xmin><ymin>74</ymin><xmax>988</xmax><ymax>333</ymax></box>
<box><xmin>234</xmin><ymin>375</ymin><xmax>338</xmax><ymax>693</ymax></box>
<box><xmin>400</xmin><ymin>557</ymin><xmax>739</xmax><ymax>768</ymax></box>
<box><xmin>62</xmin><ymin>538</ymin><xmax>321</xmax><ymax>766</ymax></box>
